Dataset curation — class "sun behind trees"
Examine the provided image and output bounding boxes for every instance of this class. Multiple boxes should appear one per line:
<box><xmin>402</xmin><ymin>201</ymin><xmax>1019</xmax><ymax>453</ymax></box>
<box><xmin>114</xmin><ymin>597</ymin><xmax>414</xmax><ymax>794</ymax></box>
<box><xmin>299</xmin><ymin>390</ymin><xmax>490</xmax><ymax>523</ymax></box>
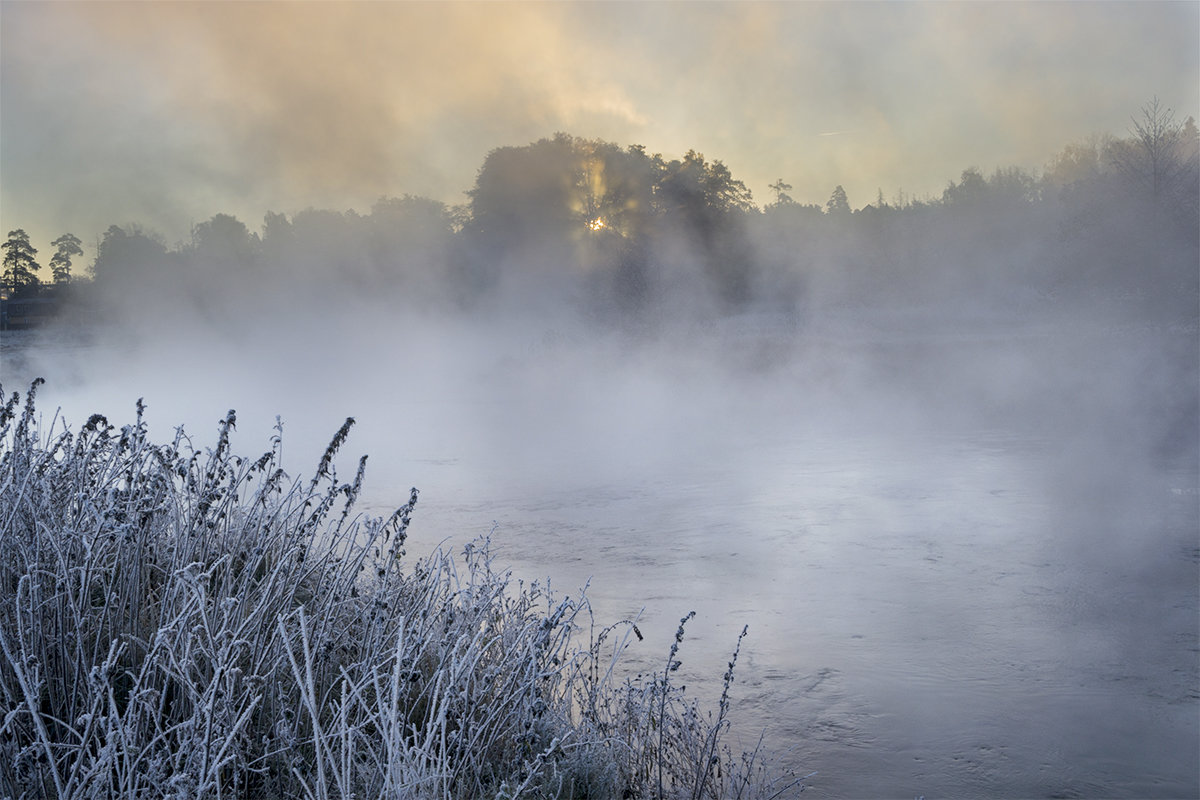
<box><xmin>460</xmin><ymin>134</ymin><xmax>759</xmax><ymax>309</ymax></box>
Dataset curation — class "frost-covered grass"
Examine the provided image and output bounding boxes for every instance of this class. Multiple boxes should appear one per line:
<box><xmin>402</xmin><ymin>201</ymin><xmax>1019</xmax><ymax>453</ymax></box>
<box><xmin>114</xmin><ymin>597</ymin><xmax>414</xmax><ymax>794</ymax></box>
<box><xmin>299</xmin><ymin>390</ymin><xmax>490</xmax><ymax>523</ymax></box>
<box><xmin>0</xmin><ymin>380</ymin><xmax>806</xmax><ymax>799</ymax></box>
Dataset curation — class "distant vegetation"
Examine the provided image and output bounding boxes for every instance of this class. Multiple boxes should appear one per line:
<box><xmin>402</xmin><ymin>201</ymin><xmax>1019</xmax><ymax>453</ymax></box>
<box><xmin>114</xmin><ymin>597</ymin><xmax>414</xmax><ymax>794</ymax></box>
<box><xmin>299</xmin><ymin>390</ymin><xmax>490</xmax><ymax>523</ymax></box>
<box><xmin>3</xmin><ymin>98</ymin><xmax>1197</xmax><ymax>328</ymax></box>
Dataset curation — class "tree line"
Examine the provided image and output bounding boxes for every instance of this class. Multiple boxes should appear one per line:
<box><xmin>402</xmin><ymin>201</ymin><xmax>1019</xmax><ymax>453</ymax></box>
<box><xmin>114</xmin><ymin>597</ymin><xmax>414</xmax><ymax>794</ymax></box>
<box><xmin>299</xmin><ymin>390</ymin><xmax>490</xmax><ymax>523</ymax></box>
<box><xmin>5</xmin><ymin>98</ymin><xmax>1197</xmax><ymax>324</ymax></box>
<box><xmin>1</xmin><ymin>232</ymin><xmax>84</xmax><ymax>295</ymax></box>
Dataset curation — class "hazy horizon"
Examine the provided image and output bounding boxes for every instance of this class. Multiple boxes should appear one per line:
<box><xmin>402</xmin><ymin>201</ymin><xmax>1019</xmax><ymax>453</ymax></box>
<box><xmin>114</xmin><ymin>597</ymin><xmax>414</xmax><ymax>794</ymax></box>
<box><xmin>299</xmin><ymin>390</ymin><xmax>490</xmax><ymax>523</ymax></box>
<box><xmin>2</xmin><ymin>1</ymin><xmax>1197</xmax><ymax>260</ymax></box>
<box><xmin>0</xmin><ymin>4</ymin><xmax>1197</xmax><ymax>795</ymax></box>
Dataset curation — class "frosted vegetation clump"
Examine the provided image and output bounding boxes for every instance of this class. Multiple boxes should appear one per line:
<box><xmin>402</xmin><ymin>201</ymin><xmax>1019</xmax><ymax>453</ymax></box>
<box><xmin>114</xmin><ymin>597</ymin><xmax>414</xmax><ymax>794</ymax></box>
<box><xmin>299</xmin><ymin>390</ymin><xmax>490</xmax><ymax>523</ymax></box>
<box><xmin>0</xmin><ymin>380</ymin><xmax>805</xmax><ymax>800</ymax></box>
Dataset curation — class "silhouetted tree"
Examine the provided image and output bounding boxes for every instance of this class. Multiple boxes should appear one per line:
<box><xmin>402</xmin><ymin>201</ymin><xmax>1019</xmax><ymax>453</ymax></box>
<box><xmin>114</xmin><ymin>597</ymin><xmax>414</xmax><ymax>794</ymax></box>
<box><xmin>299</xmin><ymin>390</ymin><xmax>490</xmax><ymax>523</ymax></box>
<box><xmin>467</xmin><ymin>133</ymin><xmax>583</xmax><ymax>262</ymax></box>
<box><xmin>941</xmin><ymin>168</ymin><xmax>987</xmax><ymax>207</ymax></box>
<box><xmin>463</xmin><ymin>134</ymin><xmax>666</xmax><ymax>307</ymax></box>
<box><xmin>1089</xmin><ymin>98</ymin><xmax>1200</xmax><ymax>312</ymax></box>
<box><xmin>365</xmin><ymin>195</ymin><xmax>454</xmax><ymax>294</ymax></box>
<box><xmin>261</xmin><ymin>211</ymin><xmax>291</xmax><ymax>239</ymax></box>
<box><xmin>655</xmin><ymin>150</ymin><xmax>755</xmax><ymax>218</ymax></box>
<box><xmin>463</xmin><ymin>134</ymin><xmax>768</xmax><ymax>310</ymax></box>
<box><xmin>1109</xmin><ymin>96</ymin><xmax>1195</xmax><ymax>203</ymax></box>
<box><xmin>652</xmin><ymin>150</ymin><xmax>758</xmax><ymax>306</ymax></box>
<box><xmin>189</xmin><ymin>214</ymin><xmax>258</xmax><ymax>271</ymax></box>
<box><xmin>987</xmin><ymin>166</ymin><xmax>1038</xmax><ymax>206</ymax></box>
<box><xmin>48</xmin><ymin>233</ymin><xmax>83</xmax><ymax>285</ymax></box>
<box><xmin>579</xmin><ymin>141</ymin><xmax>658</xmax><ymax>241</ymax></box>
<box><xmin>2</xmin><ymin>229</ymin><xmax>41</xmax><ymax>295</ymax></box>
<box><xmin>1176</xmin><ymin>115</ymin><xmax>1200</xmax><ymax>229</ymax></box>
<box><xmin>259</xmin><ymin>211</ymin><xmax>294</xmax><ymax>258</ymax></box>
<box><xmin>1042</xmin><ymin>138</ymin><xmax>1107</xmax><ymax>199</ymax></box>
<box><xmin>825</xmin><ymin>185</ymin><xmax>850</xmax><ymax>216</ymax></box>
<box><xmin>751</xmin><ymin>197</ymin><xmax>823</xmax><ymax>310</ymax></box>
<box><xmin>284</xmin><ymin>208</ymin><xmax>370</xmax><ymax>288</ymax></box>
<box><xmin>92</xmin><ymin>224</ymin><xmax>168</xmax><ymax>288</ymax></box>
<box><xmin>768</xmin><ymin>179</ymin><xmax>795</xmax><ymax>208</ymax></box>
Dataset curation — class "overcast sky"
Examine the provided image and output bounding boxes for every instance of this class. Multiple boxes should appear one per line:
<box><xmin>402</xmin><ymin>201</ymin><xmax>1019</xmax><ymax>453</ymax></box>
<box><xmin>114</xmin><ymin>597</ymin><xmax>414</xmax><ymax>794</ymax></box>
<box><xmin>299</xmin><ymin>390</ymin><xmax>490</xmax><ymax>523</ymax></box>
<box><xmin>2</xmin><ymin>1</ymin><xmax>1197</xmax><ymax>261</ymax></box>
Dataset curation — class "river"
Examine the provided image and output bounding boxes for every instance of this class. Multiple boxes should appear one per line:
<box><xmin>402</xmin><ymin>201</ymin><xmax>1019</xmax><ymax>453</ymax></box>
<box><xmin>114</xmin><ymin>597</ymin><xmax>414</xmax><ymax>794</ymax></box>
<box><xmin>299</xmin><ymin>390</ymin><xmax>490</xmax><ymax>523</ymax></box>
<box><xmin>2</xmin><ymin>308</ymin><xmax>1197</xmax><ymax>798</ymax></box>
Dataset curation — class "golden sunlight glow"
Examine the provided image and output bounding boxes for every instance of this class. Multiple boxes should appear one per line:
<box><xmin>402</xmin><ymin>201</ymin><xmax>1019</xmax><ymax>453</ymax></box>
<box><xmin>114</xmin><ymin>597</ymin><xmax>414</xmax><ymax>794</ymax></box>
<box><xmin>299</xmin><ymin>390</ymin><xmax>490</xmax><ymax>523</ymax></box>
<box><xmin>588</xmin><ymin>217</ymin><xmax>606</xmax><ymax>231</ymax></box>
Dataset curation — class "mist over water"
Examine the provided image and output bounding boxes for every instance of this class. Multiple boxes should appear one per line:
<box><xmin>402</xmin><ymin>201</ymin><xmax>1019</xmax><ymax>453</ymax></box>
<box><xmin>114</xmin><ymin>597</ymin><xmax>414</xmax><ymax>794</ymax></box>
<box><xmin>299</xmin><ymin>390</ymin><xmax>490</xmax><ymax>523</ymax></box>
<box><xmin>3</xmin><ymin>1</ymin><xmax>1198</xmax><ymax>792</ymax></box>
<box><xmin>5</xmin><ymin>272</ymin><xmax>1197</xmax><ymax>796</ymax></box>
<box><xmin>3</xmin><ymin>112</ymin><xmax>1199</xmax><ymax>798</ymax></box>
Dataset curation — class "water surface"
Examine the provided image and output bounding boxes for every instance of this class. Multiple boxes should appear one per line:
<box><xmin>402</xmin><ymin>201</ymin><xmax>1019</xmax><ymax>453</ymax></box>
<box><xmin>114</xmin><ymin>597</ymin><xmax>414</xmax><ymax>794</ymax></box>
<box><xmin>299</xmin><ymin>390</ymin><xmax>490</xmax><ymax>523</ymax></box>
<box><xmin>3</xmin><ymin>314</ymin><xmax>1196</xmax><ymax>798</ymax></box>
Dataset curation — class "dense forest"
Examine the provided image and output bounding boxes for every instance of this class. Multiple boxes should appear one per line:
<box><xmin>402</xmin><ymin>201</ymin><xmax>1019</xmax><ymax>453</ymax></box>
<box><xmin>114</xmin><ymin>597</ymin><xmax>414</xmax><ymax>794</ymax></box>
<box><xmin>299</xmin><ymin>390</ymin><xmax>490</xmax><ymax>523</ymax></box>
<box><xmin>4</xmin><ymin>100</ymin><xmax>1198</xmax><ymax>329</ymax></box>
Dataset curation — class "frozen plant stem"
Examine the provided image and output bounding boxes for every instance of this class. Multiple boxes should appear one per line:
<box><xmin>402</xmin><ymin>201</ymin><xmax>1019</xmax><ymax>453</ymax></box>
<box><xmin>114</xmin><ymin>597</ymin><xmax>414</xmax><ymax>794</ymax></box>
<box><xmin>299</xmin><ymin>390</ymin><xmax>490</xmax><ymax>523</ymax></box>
<box><xmin>0</xmin><ymin>382</ymin><xmax>807</xmax><ymax>799</ymax></box>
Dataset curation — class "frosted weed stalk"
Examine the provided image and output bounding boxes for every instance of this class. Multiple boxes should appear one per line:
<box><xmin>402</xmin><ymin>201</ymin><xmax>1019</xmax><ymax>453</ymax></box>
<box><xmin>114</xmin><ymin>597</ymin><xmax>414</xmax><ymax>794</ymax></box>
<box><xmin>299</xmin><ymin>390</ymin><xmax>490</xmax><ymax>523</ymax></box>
<box><xmin>0</xmin><ymin>380</ymin><xmax>808</xmax><ymax>799</ymax></box>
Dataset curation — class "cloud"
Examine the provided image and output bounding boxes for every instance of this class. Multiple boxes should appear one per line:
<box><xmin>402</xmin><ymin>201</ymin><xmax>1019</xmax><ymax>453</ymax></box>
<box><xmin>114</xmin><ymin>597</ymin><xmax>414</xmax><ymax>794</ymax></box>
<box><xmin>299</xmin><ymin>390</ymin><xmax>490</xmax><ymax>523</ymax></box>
<box><xmin>1</xmin><ymin>1</ymin><xmax>1196</xmax><ymax>251</ymax></box>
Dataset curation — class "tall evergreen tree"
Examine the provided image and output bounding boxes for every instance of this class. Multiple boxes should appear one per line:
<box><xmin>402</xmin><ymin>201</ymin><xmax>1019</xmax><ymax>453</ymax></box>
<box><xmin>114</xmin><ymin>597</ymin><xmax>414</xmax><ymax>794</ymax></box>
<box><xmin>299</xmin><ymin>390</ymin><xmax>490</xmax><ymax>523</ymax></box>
<box><xmin>825</xmin><ymin>185</ymin><xmax>850</xmax><ymax>216</ymax></box>
<box><xmin>49</xmin><ymin>233</ymin><xmax>83</xmax><ymax>284</ymax></box>
<box><xmin>2</xmin><ymin>229</ymin><xmax>42</xmax><ymax>295</ymax></box>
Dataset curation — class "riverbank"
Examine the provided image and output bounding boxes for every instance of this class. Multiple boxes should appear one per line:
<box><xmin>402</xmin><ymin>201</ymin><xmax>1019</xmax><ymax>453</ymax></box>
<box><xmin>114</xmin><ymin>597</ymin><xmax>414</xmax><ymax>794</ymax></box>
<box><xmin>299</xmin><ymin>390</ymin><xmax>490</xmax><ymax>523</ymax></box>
<box><xmin>0</xmin><ymin>381</ymin><xmax>805</xmax><ymax>799</ymax></box>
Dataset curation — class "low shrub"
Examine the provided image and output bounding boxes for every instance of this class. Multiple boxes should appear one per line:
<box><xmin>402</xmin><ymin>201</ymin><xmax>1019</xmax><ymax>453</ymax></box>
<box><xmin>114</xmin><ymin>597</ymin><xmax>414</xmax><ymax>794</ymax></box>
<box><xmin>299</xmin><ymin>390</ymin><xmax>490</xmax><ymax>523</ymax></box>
<box><xmin>0</xmin><ymin>380</ymin><xmax>807</xmax><ymax>799</ymax></box>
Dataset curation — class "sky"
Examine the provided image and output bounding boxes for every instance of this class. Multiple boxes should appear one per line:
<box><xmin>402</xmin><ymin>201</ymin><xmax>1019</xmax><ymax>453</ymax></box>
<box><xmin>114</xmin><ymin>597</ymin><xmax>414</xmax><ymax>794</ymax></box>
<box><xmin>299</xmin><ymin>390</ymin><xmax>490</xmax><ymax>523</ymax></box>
<box><xmin>2</xmin><ymin>1</ymin><xmax>1197</xmax><ymax>264</ymax></box>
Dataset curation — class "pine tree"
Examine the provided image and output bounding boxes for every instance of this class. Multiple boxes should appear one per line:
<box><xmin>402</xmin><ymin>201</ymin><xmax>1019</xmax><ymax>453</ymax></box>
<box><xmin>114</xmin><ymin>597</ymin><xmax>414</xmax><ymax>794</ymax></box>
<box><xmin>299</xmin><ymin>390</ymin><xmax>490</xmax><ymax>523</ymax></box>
<box><xmin>49</xmin><ymin>233</ymin><xmax>83</xmax><ymax>284</ymax></box>
<box><xmin>2</xmin><ymin>229</ymin><xmax>42</xmax><ymax>295</ymax></box>
<box><xmin>826</xmin><ymin>185</ymin><xmax>850</xmax><ymax>216</ymax></box>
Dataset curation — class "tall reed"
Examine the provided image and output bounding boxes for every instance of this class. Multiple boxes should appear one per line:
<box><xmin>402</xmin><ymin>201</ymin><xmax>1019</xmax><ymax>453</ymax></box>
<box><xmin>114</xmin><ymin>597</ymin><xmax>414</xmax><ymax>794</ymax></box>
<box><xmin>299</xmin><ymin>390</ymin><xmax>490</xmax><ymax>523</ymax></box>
<box><xmin>0</xmin><ymin>380</ymin><xmax>808</xmax><ymax>799</ymax></box>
